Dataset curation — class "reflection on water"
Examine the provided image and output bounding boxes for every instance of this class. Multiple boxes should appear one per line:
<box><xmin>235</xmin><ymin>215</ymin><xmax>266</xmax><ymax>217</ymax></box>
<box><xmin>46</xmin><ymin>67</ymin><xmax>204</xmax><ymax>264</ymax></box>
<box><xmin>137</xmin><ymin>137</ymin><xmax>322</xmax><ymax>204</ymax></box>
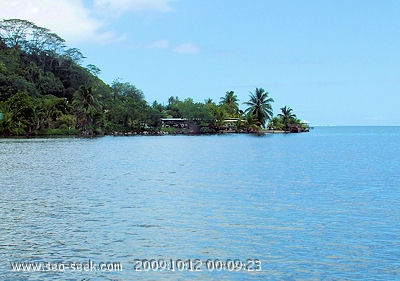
<box><xmin>1</xmin><ymin>127</ymin><xmax>399</xmax><ymax>280</ymax></box>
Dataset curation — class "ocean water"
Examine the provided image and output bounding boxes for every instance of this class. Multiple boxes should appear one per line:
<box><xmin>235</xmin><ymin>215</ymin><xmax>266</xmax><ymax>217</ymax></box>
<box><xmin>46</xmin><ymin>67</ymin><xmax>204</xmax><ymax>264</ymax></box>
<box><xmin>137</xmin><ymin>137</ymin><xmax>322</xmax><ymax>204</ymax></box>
<box><xmin>0</xmin><ymin>127</ymin><xmax>399</xmax><ymax>280</ymax></box>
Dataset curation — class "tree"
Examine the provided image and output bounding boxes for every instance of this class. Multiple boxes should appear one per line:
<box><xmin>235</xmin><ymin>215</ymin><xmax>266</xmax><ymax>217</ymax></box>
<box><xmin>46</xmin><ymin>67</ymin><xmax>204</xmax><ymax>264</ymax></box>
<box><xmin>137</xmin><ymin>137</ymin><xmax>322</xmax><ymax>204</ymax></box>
<box><xmin>205</xmin><ymin>98</ymin><xmax>213</xmax><ymax>104</ymax></box>
<box><xmin>0</xmin><ymin>19</ymin><xmax>66</xmax><ymax>54</ymax></box>
<box><xmin>29</xmin><ymin>26</ymin><xmax>52</xmax><ymax>54</ymax></box>
<box><xmin>0</xmin><ymin>91</ymin><xmax>37</xmax><ymax>135</ymax></box>
<box><xmin>278</xmin><ymin>106</ymin><xmax>296</xmax><ymax>131</ymax></box>
<box><xmin>37</xmin><ymin>72</ymin><xmax>64</xmax><ymax>96</ymax></box>
<box><xmin>268</xmin><ymin>116</ymin><xmax>283</xmax><ymax>130</ymax></box>
<box><xmin>151</xmin><ymin>100</ymin><xmax>163</xmax><ymax>112</ymax></box>
<box><xmin>0</xmin><ymin>19</ymin><xmax>35</xmax><ymax>49</ymax></box>
<box><xmin>243</xmin><ymin>88</ymin><xmax>274</xmax><ymax>128</ymax></box>
<box><xmin>86</xmin><ymin>64</ymin><xmax>101</xmax><ymax>77</ymax></box>
<box><xmin>72</xmin><ymin>85</ymin><xmax>101</xmax><ymax>135</ymax></box>
<box><xmin>213</xmin><ymin>107</ymin><xmax>227</xmax><ymax>129</ymax></box>
<box><xmin>243</xmin><ymin>111</ymin><xmax>260</xmax><ymax>133</ymax></box>
<box><xmin>103</xmin><ymin>81</ymin><xmax>150</xmax><ymax>133</ymax></box>
<box><xmin>168</xmin><ymin>96</ymin><xmax>179</xmax><ymax>106</ymax></box>
<box><xmin>111</xmin><ymin>80</ymin><xmax>144</xmax><ymax>103</ymax></box>
<box><xmin>39</xmin><ymin>95</ymin><xmax>67</xmax><ymax>129</ymax></box>
<box><xmin>165</xmin><ymin>96</ymin><xmax>181</xmax><ymax>118</ymax></box>
<box><xmin>220</xmin><ymin>90</ymin><xmax>239</xmax><ymax>117</ymax></box>
<box><xmin>63</xmin><ymin>48</ymin><xmax>85</xmax><ymax>64</ymax></box>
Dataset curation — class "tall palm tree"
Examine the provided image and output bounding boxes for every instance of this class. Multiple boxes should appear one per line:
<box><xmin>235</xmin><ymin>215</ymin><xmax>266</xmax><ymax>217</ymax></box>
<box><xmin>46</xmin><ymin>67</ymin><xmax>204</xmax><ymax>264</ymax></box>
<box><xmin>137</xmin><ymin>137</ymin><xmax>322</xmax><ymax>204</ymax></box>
<box><xmin>278</xmin><ymin>106</ymin><xmax>296</xmax><ymax>131</ymax></box>
<box><xmin>73</xmin><ymin>85</ymin><xmax>100</xmax><ymax>135</ymax></box>
<box><xmin>220</xmin><ymin>91</ymin><xmax>239</xmax><ymax>117</ymax></box>
<box><xmin>243</xmin><ymin>88</ymin><xmax>274</xmax><ymax>128</ymax></box>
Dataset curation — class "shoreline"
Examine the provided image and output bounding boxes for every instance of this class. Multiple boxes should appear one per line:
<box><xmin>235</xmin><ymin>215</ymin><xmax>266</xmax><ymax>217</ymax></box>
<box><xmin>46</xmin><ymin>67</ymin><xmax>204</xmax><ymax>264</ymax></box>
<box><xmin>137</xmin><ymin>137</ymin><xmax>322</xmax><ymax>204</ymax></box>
<box><xmin>0</xmin><ymin>130</ymin><xmax>302</xmax><ymax>138</ymax></box>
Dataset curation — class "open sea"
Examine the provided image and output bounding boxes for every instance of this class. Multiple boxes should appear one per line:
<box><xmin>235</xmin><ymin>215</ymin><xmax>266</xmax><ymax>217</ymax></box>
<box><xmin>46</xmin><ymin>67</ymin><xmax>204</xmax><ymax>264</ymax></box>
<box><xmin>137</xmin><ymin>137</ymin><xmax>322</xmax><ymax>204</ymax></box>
<box><xmin>0</xmin><ymin>126</ymin><xmax>399</xmax><ymax>281</ymax></box>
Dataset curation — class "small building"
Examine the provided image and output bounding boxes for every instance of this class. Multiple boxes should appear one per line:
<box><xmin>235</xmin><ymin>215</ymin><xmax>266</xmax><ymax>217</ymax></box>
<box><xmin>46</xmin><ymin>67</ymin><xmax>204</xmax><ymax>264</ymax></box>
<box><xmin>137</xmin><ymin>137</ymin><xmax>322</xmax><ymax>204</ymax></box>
<box><xmin>289</xmin><ymin>125</ymin><xmax>301</xmax><ymax>133</ymax></box>
<box><xmin>222</xmin><ymin>118</ymin><xmax>242</xmax><ymax>130</ymax></box>
<box><xmin>161</xmin><ymin>118</ymin><xmax>189</xmax><ymax>128</ymax></box>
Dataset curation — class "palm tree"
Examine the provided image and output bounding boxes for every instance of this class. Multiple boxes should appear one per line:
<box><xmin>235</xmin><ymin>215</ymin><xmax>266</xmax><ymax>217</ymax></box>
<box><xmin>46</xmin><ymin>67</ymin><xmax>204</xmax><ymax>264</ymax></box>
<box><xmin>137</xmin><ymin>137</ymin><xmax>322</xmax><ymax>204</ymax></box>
<box><xmin>73</xmin><ymin>85</ymin><xmax>100</xmax><ymax>135</ymax></box>
<box><xmin>205</xmin><ymin>98</ymin><xmax>213</xmax><ymax>104</ymax></box>
<box><xmin>278</xmin><ymin>106</ymin><xmax>296</xmax><ymax>131</ymax></box>
<box><xmin>168</xmin><ymin>96</ymin><xmax>179</xmax><ymax>106</ymax></box>
<box><xmin>243</xmin><ymin>88</ymin><xmax>274</xmax><ymax>128</ymax></box>
<box><xmin>220</xmin><ymin>91</ymin><xmax>239</xmax><ymax>117</ymax></box>
<box><xmin>214</xmin><ymin>107</ymin><xmax>227</xmax><ymax>129</ymax></box>
<box><xmin>244</xmin><ymin>111</ymin><xmax>261</xmax><ymax>133</ymax></box>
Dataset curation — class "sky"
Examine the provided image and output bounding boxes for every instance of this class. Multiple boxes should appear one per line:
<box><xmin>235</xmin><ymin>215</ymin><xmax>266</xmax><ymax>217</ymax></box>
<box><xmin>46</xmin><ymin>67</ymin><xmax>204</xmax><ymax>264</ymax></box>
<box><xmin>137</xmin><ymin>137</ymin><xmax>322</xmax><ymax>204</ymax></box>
<box><xmin>1</xmin><ymin>0</ymin><xmax>399</xmax><ymax>125</ymax></box>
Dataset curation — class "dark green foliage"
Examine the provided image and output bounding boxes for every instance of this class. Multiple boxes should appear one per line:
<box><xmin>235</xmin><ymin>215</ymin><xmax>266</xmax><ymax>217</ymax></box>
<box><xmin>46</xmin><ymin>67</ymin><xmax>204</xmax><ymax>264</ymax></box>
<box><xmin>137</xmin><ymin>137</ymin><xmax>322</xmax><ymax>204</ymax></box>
<box><xmin>38</xmin><ymin>95</ymin><xmax>70</xmax><ymax>129</ymax></box>
<box><xmin>268</xmin><ymin>106</ymin><xmax>306</xmax><ymax>131</ymax></box>
<box><xmin>277</xmin><ymin>106</ymin><xmax>296</xmax><ymax>131</ymax></box>
<box><xmin>0</xmin><ymin>91</ymin><xmax>36</xmax><ymax>135</ymax></box>
<box><xmin>220</xmin><ymin>91</ymin><xmax>239</xmax><ymax>117</ymax></box>
<box><xmin>243</xmin><ymin>88</ymin><xmax>274</xmax><ymax>128</ymax></box>
<box><xmin>37</xmin><ymin>128</ymin><xmax>80</xmax><ymax>136</ymax></box>
<box><xmin>0</xmin><ymin>72</ymin><xmax>37</xmax><ymax>101</ymax></box>
<box><xmin>72</xmin><ymin>86</ymin><xmax>102</xmax><ymax>135</ymax></box>
<box><xmin>102</xmin><ymin>80</ymin><xmax>152</xmax><ymax>133</ymax></box>
<box><xmin>0</xmin><ymin>19</ymin><xmax>112</xmax><ymax>136</ymax></box>
<box><xmin>37</xmin><ymin>72</ymin><xmax>64</xmax><ymax>96</ymax></box>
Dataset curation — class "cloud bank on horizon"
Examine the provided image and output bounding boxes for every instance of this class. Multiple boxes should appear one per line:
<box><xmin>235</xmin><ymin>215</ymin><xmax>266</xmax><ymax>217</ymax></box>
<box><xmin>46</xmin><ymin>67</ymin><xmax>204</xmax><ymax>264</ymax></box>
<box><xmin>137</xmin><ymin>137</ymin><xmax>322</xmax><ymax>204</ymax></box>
<box><xmin>0</xmin><ymin>0</ymin><xmax>179</xmax><ymax>46</ymax></box>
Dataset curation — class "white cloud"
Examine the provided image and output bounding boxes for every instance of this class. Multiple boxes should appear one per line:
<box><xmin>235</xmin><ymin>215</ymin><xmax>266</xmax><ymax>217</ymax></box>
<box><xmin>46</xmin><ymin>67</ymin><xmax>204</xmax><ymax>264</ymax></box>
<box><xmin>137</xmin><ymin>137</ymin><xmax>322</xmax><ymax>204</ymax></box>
<box><xmin>0</xmin><ymin>0</ymin><xmax>110</xmax><ymax>44</ymax></box>
<box><xmin>0</xmin><ymin>0</ymin><xmax>197</xmax><ymax>55</ymax></box>
<box><xmin>173</xmin><ymin>43</ymin><xmax>200</xmax><ymax>54</ymax></box>
<box><xmin>0</xmin><ymin>0</ymin><xmax>174</xmax><ymax>44</ymax></box>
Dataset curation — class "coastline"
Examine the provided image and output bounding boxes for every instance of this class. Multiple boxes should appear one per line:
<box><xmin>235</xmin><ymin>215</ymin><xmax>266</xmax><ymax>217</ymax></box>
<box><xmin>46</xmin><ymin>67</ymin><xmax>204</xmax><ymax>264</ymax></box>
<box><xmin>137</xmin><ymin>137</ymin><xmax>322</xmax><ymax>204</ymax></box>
<box><xmin>0</xmin><ymin>130</ymin><xmax>299</xmax><ymax>138</ymax></box>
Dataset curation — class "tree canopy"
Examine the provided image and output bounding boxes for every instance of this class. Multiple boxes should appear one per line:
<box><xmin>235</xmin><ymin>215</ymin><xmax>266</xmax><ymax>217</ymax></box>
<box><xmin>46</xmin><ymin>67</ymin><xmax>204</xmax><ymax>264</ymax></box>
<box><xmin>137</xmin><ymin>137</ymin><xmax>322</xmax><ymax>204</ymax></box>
<box><xmin>243</xmin><ymin>88</ymin><xmax>274</xmax><ymax>128</ymax></box>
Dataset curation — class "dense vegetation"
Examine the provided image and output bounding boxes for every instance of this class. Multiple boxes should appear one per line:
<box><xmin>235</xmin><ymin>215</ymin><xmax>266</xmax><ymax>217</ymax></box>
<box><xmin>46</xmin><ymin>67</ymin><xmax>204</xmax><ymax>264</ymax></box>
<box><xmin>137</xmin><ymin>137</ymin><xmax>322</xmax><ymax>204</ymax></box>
<box><xmin>0</xmin><ymin>19</ymin><xmax>307</xmax><ymax>137</ymax></box>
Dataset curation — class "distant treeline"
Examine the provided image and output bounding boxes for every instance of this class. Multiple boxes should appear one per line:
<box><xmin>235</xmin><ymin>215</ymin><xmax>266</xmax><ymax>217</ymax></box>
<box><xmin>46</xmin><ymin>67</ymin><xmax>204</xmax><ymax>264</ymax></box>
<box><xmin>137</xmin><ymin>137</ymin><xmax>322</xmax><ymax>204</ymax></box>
<box><xmin>0</xmin><ymin>19</ymin><xmax>307</xmax><ymax>136</ymax></box>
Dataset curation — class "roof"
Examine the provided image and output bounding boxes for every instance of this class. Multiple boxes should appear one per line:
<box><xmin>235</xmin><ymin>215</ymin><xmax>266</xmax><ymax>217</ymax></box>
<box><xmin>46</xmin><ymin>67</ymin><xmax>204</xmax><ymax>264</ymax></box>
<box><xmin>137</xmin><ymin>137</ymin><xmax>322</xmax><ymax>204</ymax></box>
<box><xmin>224</xmin><ymin>119</ymin><xmax>240</xmax><ymax>122</ymax></box>
<box><xmin>161</xmin><ymin>118</ymin><xmax>187</xmax><ymax>121</ymax></box>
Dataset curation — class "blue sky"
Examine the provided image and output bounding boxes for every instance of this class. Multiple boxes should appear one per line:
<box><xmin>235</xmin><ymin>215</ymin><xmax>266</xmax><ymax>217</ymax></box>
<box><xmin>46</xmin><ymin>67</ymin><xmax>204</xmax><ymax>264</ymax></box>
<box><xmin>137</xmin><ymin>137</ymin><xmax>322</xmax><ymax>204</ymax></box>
<box><xmin>1</xmin><ymin>0</ymin><xmax>399</xmax><ymax>125</ymax></box>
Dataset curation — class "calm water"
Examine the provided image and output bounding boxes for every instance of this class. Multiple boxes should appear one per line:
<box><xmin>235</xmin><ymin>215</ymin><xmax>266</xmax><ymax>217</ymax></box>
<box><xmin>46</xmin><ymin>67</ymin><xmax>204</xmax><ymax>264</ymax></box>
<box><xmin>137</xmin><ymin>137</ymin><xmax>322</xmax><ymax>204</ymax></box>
<box><xmin>1</xmin><ymin>127</ymin><xmax>399</xmax><ymax>280</ymax></box>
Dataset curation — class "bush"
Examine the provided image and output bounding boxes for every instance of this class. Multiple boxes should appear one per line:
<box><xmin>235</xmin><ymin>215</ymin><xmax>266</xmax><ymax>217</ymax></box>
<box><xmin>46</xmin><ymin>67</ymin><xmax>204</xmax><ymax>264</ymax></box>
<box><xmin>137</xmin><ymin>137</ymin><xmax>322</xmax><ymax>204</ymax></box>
<box><xmin>160</xmin><ymin>127</ymin><xmax>177</xmax><ymax>134</ymax></box>
<box><xmin>37</xmin><ymin>128</ymin><xmax>80</xmax><ymax>135</ymax></box>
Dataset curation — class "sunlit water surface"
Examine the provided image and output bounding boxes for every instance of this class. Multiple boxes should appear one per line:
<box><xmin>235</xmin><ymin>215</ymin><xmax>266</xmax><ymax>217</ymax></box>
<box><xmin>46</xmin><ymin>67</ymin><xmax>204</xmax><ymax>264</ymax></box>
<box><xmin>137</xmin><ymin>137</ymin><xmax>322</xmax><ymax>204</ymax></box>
<box><xmin>1</xmin><ymin>127</ymin><xmax>399</xmax><ymax>280</ymax></box>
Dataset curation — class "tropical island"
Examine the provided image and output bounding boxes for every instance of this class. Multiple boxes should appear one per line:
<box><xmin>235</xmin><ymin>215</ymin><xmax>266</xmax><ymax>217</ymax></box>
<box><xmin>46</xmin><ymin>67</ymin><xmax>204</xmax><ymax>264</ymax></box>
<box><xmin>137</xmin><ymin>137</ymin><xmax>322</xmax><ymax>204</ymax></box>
<box><xmin>0</xmin><ymin>19</ymin><xmax>309</xmax><ymax>137</ymax></box>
